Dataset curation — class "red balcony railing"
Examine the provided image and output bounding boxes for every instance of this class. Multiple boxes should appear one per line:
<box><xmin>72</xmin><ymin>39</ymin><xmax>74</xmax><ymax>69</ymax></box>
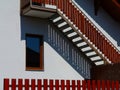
<box><xmin>4</xmin><ymin>78</ymin><xmax>120</xmax><ymax>90</ymax></box>
<box><xmin>30</xmin><ymin>0</ymin><xmax>120</xmax><ymax>63</ymax></box>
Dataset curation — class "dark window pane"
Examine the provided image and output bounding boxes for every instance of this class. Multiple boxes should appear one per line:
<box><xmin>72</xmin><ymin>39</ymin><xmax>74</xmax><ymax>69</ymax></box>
<box><xmin>26</xmin><ymin>36</ymin><xmax>40</xmax><ymax>67</ymax></box>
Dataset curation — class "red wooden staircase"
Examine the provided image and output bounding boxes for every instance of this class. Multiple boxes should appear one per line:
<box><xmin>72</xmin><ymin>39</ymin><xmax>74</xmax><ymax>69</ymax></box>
<box><xmin>21</xmin><ymin>0</ymin><xmax>120</xmax><ymax>65</ymax></box>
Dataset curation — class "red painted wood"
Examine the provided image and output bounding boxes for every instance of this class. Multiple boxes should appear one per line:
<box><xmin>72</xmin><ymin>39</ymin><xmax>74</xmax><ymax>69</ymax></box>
<box><xmin>31</xmin><ymin>79</ymin><xmax>36</xmax><ymax>90</ymax></box>
<box><xmin>77</xmin><ymin>80</ymin><xmax>81</xmax><ymax>90</ymax></box>
<box><xmin>82</xmin><ymin>80</ymin><xmax>86</xmax><ymax>90</ymax></box>
<box><xmin>43</xmin><ymin>79</ymin><xmax>48</xmax><ymax>90</ymax></box>
<box><xmin>92</xmin><ymin>80</ymin><xmax>96</xmax><ymax>90</ymax></box>
<box><xmin>12</xmin><ymin>79</ymin><xmax>16</xmax><ymax>90</ymax></box>
<box><xmin>61</xmin><ymin>80</ymin><xmax>65</xmax><ymax>90</ymax></box>
<box><xmin>18</xmin><ymin>79</ymin><xmax>23</xmax><ymax>90</ymax></box>
<box><xmin>87</xmin><ymin>80</ymin><xmax>91</xmax><ymax>90</ymax></box>
<box><xmin>37</xmin><ymin>79</ymin><xmax>42</xmax><ymax>90</ymax></box>
<box><xmin>102</xmin><ymin>80</ymin><xmax>105</xmax><ymax>90</ymax></box>
<box><xmin>115</xmin><ymin>81</ymin><xmax>119</xmax><ymax>90</ymax></box>
<box><xmin>50</xmin><ymin>80</ymin><xmax>54</xmax><ymax>90</ymax></box>
<box><xmin>55</xmin><ymin>80</ymin><xmax>59</xmax><ymax>90</ymax></box>
<box><xmin>4</xmin><ymin>79</ymin><xmax>9</xmax><ymax>90</ymax></box>
<box><xmin>66</xmin><ymin>80</ymin><xmax>70</xmax><ymax>90</ymax></box>
<box><xmin>97</xmin><ymin>80</ymin><xmax>101</xmax><ymax>90</ymax></box>
<box><xmin>25</xmin><ymin>79</ymin><xmax>29</xmax><ymax>90</ymax></box>
<box><xmin>106</xmin><ymin>80</ymin><xmax>110</xmax><ymax>90</ymax></box>
<box><xmin>72</xmin><ymin>80</ymin><xmax>76</xmax><ymax>90</ymax></box>
<box><xmin>112</xmin><ymin>81</ymin><xmax>115</xmax><ymax>90</ymax></box>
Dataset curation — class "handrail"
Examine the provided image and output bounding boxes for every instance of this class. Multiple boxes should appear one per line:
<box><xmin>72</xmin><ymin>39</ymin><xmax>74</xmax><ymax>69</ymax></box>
<box><xmin>71</xmin><ymin>0</ymin><xmax>120</xmax><ymax>53</ymax></box>
<box><xmin>30</xmin><ymin>0</ymin><xmax>120</xmax><ymax>63</ymax></box>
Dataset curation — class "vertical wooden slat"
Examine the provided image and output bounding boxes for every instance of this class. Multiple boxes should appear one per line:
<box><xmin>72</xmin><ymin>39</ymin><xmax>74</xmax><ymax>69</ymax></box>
<box><xmin>4</xmin><ymin>79</ymin><xmax>9</xmax><ymax>90</ymax></box>
<box><xmin>72</xmin><ymin>80</ymin><xmax>76</xmax><ymax>90</ymax></box>
<box><xmin>11</xmin><ymin>79</ymin><xmax>16</xmax><ymax>90</ymax></box>
<box><xmin>55</xmin><ymin>80</ymin><xmax>59</xmax><ymax>90</ymax></box>
<box><xmin>44</xmin><ymin>79</ymin><xmax>48</xmax><ymax>90</ymax></box>
<box><xmin>31</xmin><ymin>79</ymin><xmax>36</xmax><ymax>90</ymax></box>
<box><xmin>115</xmin><ymin>81</ymin><xmax>119</xmax><ymax>90</ymax></box>
<box><xmin>18</xmin><ymin>79</ymin><xmax>23</xmax><ymax>90</ymax></box>
<box><xmin>37</xmin><ymin>79</ymin><xmax>42</xmax><ymax>90</ymax></box>
<box><xmin>50</xmin><ymin>80</ymin><xmax>54</xmax><ymax>90</ymax></box>
<box><xmin>61</xmin><ymin>80</ymin><xmax>65</xmax><ymax>90</ymax></box>
<box><xmin>66</xmin><ymin>80</ymin><xmax>70</xmax><ymax>90</ymax></box>
<box><xmin>111</xmin><ymin>81</ymin><xmax>114</xmax><ymax>90</ymax></box>
<box><xmin>82</xmin><ymin>80</ymin><xmax>86</xmax><ymax>90</ymax></box>
<box><xmin>97</xmin><ymin>80</ymin><xmax>101</xmax><ymax>90</ymax></box>
<box><xmin>87</xmin><ymin>80</ymin><xmax>91</xmax><ymax>90</ymax></box>
<box><xmin>102</xmin><ymin>80</ymin><xmax>105</xmax><ymax>90</ymax></box>
<box><xmin>106</xmin><ymin>80</ymin><xmax>110</xmax><ymax>90</ymax></box>
<box><xmin>77</xmin><ymin>80</ymin><xmax>81</xmax><ymax>90</ymax></box>
<box><xmin>25</xmin><ymin>79</ymin><xmax>29</xmax><ymax>90</ymax></box>
<box><xmin>92</xmin><ymin>80</ymin><xmax>96</xmax><ymax>90</ymax></box>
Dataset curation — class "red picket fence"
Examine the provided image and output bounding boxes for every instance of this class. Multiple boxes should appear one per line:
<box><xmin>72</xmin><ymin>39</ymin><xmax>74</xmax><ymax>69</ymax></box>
<box><xmin>4</xmin><ymin>78</ymin><xmax>120</xmax><ymax>90</ymax></box>
<box><xmin>31</xmin><ymin>0</ymin><xmax>120</xmax><ymax>63</ymax></box>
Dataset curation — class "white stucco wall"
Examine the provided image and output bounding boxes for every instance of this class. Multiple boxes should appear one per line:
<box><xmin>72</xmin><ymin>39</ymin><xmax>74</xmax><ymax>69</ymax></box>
<box><xmin>0</xmin><ymin>0</ymin><xmax>84</xmax><ymax>90</ymax></box>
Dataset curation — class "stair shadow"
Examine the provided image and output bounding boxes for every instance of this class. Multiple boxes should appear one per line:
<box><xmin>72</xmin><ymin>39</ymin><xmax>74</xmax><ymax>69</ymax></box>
<box><xmin>20</xmin><ymin>16</ymin><xmax>94</xmax><ymax>79</ymax></box>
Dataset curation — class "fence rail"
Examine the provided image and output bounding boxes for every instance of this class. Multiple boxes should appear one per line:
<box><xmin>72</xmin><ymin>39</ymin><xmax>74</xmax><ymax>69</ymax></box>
<box><xmin>4</xmin><ymin>78</ymin><xmax>120</xmax><ymax>90</ymax></box>
<box><xmin>30</xmin><ymin>0</ymin><xmax>120</xmax><ymax>63</ymax></box>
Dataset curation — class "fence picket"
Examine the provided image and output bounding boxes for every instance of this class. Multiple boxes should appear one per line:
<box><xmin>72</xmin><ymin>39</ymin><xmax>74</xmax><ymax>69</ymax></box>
<box><xmin>97</xmin><ymin>80</ymin><xmax>101</xmax><ymax>90</ymax></box>
<box><xmin>37</xmin><ymin>79</ymin><xmax>42</xmax><ymax>90</ymax></box>
<box><xmin>77</xmin><ymin>80</ymin><xmax>81</xmax><ymax>90</ymax></box>
<box><xmin>4</xmin><ymin>79</ymin><xmax>9</xmax><ymax>90</ymax></box>
<box><xmin>116</xmin><ymin>81</ymin><xmax>119</xmax><ymax>90</ymax></box>
<box><xmin>12</xmin><ymin>79</ymin><xmax>16</xmax><ymax>90</ymax></box>
<box><xmin>25</xmin><ymin>79</ymin><xmax>29</xmax><ymax>90</ymax></box>
<box><xmin>55</xmin><ymin>80</ymin><xmax>59</xmax><ymax>90</ymax></box>
<box><xmin>50</xmin><ymin>80</ymin><xmax>54</xmax><ymax>90</ymax></box>
<box><xmin>31</xmin><ymin>79</ymin><xmax>36</xmax><ymax>90</ymax></box>
<box><xmin>61</xmin><ymin>80</ymin><xmax>65</xmax><ymax>90</ymax></box>
<box><xmin>72</xmin><ymin>80</ymin><xmax>76</xmax><ymax>90</ymax></box>
<box><xmin>44</xmin><ymin>79</ymin><xmax>48</xmax><ymax>90</ymax></box>
<box><xmin>18</xmin><ymin>79</ymin><xmax>23</xmax><ymax>90</ymax></box>
<box><xmin>66</xmin><ymin>80</ymin><xmax>70</xmax><ymax>90</ymax></box>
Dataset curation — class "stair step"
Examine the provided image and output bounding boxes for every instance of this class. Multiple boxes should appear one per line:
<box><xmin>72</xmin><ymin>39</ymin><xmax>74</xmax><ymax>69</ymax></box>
<box><xmin>79</xmin><ymin>44</ymin><xmax>89</xmax><ymax>49</ymax></box>
<box><xmin>93</xmin><ymin>59</ymin><xmax>103</xmax><ymax>63</ymax></box>
<box><xmin>64</xmin><ymin>30</ymin><xmax>74</xmax><ymax>35</ymax></box>
<box><xmin>88</xmin><ymin>54</ymin><xmax>98</xmax><ymax>58</ymax></box>
<box><xmin>69</xmin><ymin>34</ymin><xmax>79</xmax><ymax>40</ymax></box>
<box><xmin>50</xmin><ymin>14</ymin><xmax>60</xmax><ymax>20</ymax></box>
<box><xmin>59</xmin><ymin>24</ymin><xmax>70</xmax><ymax>30</ymax></box>
<box><xmin>84</xmin><ymin>49</ymin><xmax>94</xmax><ymax>53</ymax></box>
<box><xmin>55</xmin><ymin>19</ymin><xmax>65</xmax><ymax>25</ymax></box>
<box><xmin>74</xmin><ymin>39</ymin><xmax>84</xmax><ymax>44</ymax></box>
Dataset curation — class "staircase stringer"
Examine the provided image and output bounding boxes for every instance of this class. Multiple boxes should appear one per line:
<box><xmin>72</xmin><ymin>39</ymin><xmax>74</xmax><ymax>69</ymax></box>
<box><xmin>56</xmin><ymin>9</ymin><xmax>109</xmax><ymax>64</ymax></box>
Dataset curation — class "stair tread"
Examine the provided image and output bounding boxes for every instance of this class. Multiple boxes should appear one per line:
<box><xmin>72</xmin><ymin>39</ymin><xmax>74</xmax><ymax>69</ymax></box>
<box><xmin>59</xmin><ymin>24</ymin><xmax>70</xmax><ymax>30</ymax></box>
<box><xmin>69</xmin><ymin>34</ymin><xmax>80</xmax><ymax>40</ymax></box>
<box><xmin>55</xmin><ymin>19</ymin><xmax>65</xmax><ymax>25</ymax></box>
<box><xmin>74</xmin><ymin>39</ymin><xmax>84</xmax><ymax>44</ymax></box>
<box><xmin>64</xmin><ymin>30</ymin><xmax>74</xmax><ymax>35</ymax></box>
<box><xmin>93</xmin><ymin>59</ymin><xmax>103</xmax><ymax>62</ymax></box>
<box><xmin>79</xmin><ymin>44</ymin><xmax>89</xmax><ymax>49</ymax></box>
<box><xmin>88</xmin><ymin>54</ymin><xmax>98</xmax><ymax>58</ymax></box>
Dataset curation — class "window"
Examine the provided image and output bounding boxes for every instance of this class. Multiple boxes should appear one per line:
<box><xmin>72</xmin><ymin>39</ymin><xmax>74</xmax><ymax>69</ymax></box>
<box><xmin>26</xmin><ymin>34</ymin><xmax>44</xmax><ymax>71</ymax></box>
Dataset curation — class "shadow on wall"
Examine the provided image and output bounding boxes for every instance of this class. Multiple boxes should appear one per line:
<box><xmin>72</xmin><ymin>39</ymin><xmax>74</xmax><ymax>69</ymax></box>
<box><xmin>74</xmin><ymin>0</ymin><xmax>120</xmax><ymax>46</ymax></box>
<box><xmin>20</xmin><ymin>16</ymin><xmax>94</xmax><ymax>79</ymax></box>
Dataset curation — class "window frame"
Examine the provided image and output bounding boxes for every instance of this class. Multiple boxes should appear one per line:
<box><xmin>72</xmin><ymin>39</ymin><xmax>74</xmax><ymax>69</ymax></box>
<box><xmin>26</xmin><ymin>34</ymin><xmax>44</xmax><ymax>71</ymax></box>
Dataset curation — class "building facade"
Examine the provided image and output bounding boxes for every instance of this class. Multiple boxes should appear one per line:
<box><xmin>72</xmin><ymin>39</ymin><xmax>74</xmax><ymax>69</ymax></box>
<box><xmin>1</xmin><ymin>0</ymin><xmax>120</xmax><ymax>90</ymax></box>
